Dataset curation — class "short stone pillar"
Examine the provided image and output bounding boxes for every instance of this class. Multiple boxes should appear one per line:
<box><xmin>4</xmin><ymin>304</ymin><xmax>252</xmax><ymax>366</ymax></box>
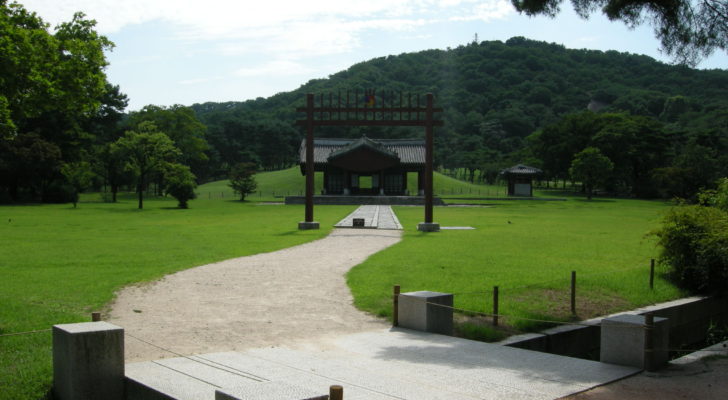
<box><xmin>600</xmin><ymin>314</ymin><xmax>669</xmax><ymax>369</ymax></box>
<box><xmin>398</xmin><ymin>291</ymin><xmax>453</xmax><ymax>335</ymax></box>
<box><xmin>52</xmin><ymin>321</ymin><xmax>124</xmax><ymax>400</ymax></box>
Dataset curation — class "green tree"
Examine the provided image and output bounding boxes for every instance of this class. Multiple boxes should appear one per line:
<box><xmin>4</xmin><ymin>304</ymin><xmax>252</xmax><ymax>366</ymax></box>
<box><xmin>61</xmin><ymin>161</ymin><xmax>94</xmax><ymax>208</ymax></box>
<box><xmin>127</xmin><ymin>105</ymin><xmax>209</xmax><ymax>178</ymax></box>
<box><xmin>229</xmin><ymin>162</ymin><xmax>258</xmax><ymax>201</ymax></box>
<box><xmin>0</xmin><ymin>2</ymin><xmax>122</xmax><ymax>200</ymax></box>
<box><xmin>569</xmin><ymin>147</ymin><xmax>614</xmax><ymax>200</ymax></box>
<box><xmin>510</xmin><ymin>0</ymin><xmax>728</xmax><ymax>66</ymax></box>
<box><xmin>164</xmin><ymin>163</ymin><xmax>197</xmax><ymax>209</ymax></box>
<box><xmin>113</xmin><ymin>122</ymin><xmax>180</xmax><ymax>209</ymax></box>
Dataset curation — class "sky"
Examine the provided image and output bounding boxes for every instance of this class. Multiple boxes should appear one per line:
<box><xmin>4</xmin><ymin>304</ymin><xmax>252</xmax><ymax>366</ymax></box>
<box><xmin>21</xmin><ymin>0</ymin><xmax>728</xmax><ymax>111</ymax></box>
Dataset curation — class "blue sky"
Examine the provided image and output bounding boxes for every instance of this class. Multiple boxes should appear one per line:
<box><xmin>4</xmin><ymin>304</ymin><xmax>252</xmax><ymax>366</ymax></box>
<box><xmin>22</xmin><ymin>0</ymin><xmax>728</xmax><ymax>111</ymax></box>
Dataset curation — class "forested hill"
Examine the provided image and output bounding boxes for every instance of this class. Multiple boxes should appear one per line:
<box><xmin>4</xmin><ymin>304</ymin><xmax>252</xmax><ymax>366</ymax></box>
<box><xmin>191</xmin><ymin>37</ymin><xmax>728</xmax><ymax>196</ymax></box>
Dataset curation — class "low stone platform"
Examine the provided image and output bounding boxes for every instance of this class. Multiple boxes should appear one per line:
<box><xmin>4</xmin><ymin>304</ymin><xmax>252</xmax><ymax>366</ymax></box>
<box><xmin>284</xmin><ymin>195</ymin><xmax>445</xmax><ymax>206</ymax></box>
<box><xmin>125</xmin><ymin>328</ymin><xmax>639</xmax><ymax>400</ymax></box>
<box><xmin>334</xmin><ymin>205</ymin><xmax>403</xmax><ymax>230</ymax></box>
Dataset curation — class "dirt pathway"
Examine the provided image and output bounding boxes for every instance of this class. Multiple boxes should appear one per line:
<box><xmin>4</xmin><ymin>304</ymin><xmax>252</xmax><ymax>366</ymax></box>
<box><xmin>108</xmin><ymin>229</ymin><xmax>401</xmax><ymax>362</ymax></box>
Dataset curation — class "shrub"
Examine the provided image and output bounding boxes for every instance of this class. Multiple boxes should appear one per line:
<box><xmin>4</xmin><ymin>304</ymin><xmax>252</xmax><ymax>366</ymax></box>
<box><xmin>164</xmin><ymin>163</ymin><xmax>197</xmax><ymax>208</ymax></box>
<box><xmin>653</xmin><ymin>205</ymin><xmax>728</xmax><ymax>294</ymax></box>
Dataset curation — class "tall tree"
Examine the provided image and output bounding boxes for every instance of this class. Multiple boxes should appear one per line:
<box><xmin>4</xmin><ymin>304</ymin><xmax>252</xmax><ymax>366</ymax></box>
<box><xmin>127</xmin><ymin>105</ymin><xmax>209</xmax><ymax>178</ymax></box>
<box><xmin>0</xmin><ymin>2</ymin><xmax>120</xmax><ymax>200</ymax></box>
<box><xmin>112</xmin><ymin>122</ymin><xmax>180</xmax><ymax>209</ymax></box>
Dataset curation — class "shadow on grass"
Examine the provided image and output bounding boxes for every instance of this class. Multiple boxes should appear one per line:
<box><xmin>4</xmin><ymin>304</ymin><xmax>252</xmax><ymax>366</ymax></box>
<box><xmin>572</xmin><ymin>198</ymin><xmax>617</xmax><ymax>203</ymax></box>
<box><xmin>273</xmin><ymin>230</ymin><xmax>301</xmax><ymax>236</ymax></box>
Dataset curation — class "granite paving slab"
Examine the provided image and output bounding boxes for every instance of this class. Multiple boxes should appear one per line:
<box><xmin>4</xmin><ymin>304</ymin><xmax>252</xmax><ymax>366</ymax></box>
<box><xmin>127</xmin><ymin>328</ymin><xmax>639</xmax><ymax>400</ymax></box>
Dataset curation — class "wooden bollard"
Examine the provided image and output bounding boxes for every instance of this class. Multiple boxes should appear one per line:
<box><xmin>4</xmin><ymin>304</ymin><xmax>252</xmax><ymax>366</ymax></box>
<box><xmin>330</xmin><ymin>385</ymin><xmax>343</xmax><ymax>400</ymax></box>
<box><xmin>650</xmin><ymin>259</ymin><xmax>655</xmax><ymax>290</ymax></box>
<box><xmin>492</xmin><ymin>286</ymin><xmax>499</xmax><ymax>327</ymax></box>
<box><xmin>91</xmin><ymin>312</ymin><xmax>101</xmax><ymax>322</ymax></box>
<box><xmin>570</xmin><ymin>271</ymin><xmax>576</xmax><ymax>316</ymax></box>
<box><xmin>393</xmin><ymin>285</ymin><xmax>400</xmax><ymax>327</ymax></box>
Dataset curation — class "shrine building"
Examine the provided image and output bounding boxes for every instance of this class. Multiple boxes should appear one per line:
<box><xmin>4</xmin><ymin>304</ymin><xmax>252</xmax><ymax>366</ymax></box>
<box><xmin>299</xmin><ymin>135</ymin><xmax>425</xmax><ymax>196</ymax></box>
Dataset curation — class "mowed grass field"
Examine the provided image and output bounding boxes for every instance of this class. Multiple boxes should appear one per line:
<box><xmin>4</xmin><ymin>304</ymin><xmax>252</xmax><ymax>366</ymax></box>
<box><xmin>348</xmin><ymin>198</ymin><xmax>683</xmax><ymax>336</ymax></box>
<box><xmin>1</xmin><ymin>171</ymin><xmax>683</xmax><ymax>399</ymax></box>
<box><xmin>0</xmin><ymin>193</ymin><xmax>354</xmax><ymax>400</ymax></box>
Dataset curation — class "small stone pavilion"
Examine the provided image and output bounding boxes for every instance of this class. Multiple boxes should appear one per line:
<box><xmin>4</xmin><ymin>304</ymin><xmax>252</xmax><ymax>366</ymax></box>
<box><xmin>299</xmin><ymin>136</ymin><xmax>425</xmax><ymax>196</ymax></box>
<box><xmin>501</xmin><ymin>164</ymin><xmax>542</xmax><ymax>197</ymax></box>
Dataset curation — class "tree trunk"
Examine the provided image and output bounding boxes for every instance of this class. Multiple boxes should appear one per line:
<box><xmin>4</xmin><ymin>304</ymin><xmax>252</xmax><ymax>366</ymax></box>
<box><xmin>587</xmin><ymin>183</ymin><xmax>593</xmax><ymax>200</ymax></box>
<box><xmin>137</xmin><ymin>176</ymin><xmax>144</xmax><ymax>209</ymax></box>
<box><xmin>112</xmin><ymin>185</ymin><xmax>118</xmax><ymax>203</ymax></box>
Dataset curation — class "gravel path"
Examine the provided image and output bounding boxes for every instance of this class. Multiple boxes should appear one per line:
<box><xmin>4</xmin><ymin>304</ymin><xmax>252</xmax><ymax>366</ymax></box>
<box><xmin>108</xmin><ymin>229</ymin><xmax>401</xmax><ymax>362</ymax></box>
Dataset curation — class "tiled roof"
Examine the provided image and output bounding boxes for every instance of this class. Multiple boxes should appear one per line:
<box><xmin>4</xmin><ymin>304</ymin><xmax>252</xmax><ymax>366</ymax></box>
<box><xmin>300</xmin><ymin>137</ymin><xmax>425</xmax><ymax>166</ymax></box>
<box><xmin>501</xmin><ymin>164</ymin><xmax>542</xmax><ymax>175</ymax></box>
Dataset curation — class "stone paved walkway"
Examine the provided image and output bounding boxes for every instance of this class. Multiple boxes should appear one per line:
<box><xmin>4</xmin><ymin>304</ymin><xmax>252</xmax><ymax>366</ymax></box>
<box><xmin>334</xmin><ymin>205</ymin><xmax>403</xmax><ymax>230</ymax></box>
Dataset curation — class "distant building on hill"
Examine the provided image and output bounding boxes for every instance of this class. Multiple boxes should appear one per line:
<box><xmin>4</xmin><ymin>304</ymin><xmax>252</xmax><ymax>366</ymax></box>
<box><xmin>299</xmin><ymin>135</ymin><xmax>425</xmax><ymax>196</ymax></box>
<box><xmin>501</xmin><ymin>164</ymin><xmax>542</xmax><ymax>197</ymax></box>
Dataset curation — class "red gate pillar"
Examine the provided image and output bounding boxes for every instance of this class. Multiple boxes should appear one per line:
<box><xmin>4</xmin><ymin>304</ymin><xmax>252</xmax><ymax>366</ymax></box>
<box><xmin>417</xmin><ymin>93</ymin><xmax>440</xmax><ymax>232</ymax></box>
<box><xmin>299</xmin><ymin>93</ymin><xmax>319</xmax><ymax>230</ymax></box>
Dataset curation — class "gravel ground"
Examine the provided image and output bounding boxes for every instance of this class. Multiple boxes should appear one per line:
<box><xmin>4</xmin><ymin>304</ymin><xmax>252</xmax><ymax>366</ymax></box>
<box><xmin>108</xmin><ymin>228</ymin><xmax>401</xmax><ymax>362</ymax></box>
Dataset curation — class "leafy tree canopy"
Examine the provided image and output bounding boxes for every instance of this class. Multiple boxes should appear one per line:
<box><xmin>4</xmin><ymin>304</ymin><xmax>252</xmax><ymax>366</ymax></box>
<box><xmin>112</xmin><ymin>122</ymin><xmax>180</xmax><ymax>209</ymax></box>
<box><xmin>510</xmin><ymin>0</ymin><xmax>728</xmax><ymax>66</ymax></box>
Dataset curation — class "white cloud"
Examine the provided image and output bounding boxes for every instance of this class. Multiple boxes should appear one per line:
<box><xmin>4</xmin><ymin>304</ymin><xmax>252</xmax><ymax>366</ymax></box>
<box><xmin>22</xmin><ymin>0</ymin><xmax>509</xmax><ymax>59</ymax></box>
<box><xmin>234</xmin><ymin>60</ymin><xmax>317</xmax><ymax>77</ymax></box>
<box><xmin>449</xmin><ymin>0</ymin><xmax>513</xmax><ymax>22</ymax></box>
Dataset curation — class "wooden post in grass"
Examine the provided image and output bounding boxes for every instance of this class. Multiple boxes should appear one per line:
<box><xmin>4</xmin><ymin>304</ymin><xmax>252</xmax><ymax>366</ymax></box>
<box><xmin>393</xmin><ymin>285</ymin><xmax>400</xmax><ymax>327</ymax></box>
<box><xmin>493</xmin><ymin>286</ymin><xmax>499</xmax><ymax>327</ymax></box>
<box><xmin>650</xmin><ymin>259</ymin><xmax>655</xmax><ymax>290</ymax></box>
<box><xmin>91</xmin><ymin>312</ymin><xmax>101</xmax><ymax>322</ymax></box>
<box><xmin>330</xmin><ymin>385</ymin><xmax>343</xmax><ymax>400</ymax></box>
<box><xmin>570</xmin><ymin>271</ymin><xmax>576</xmax><ymax>316</ymax></box>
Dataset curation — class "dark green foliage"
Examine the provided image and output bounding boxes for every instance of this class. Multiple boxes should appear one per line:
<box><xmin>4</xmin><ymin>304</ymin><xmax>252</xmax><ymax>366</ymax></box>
<box><xmin>569</xmin><ymin>147</ymin><xmax>614</xmax><ymax>200</ymax></box>
<box><xmin>61</xmin><ymin>161</ymin><xmax>94</xmax><ymax>208</ymax></box>
<box><xmin>228</xmin><ymin>162</ymin><xmax>258</xmax><ymax>201</ymax></box>
<box><xmin>164</xmin><ymin>163</ymin><xmax>197</xmax><ymax>208</ymax></box>
<box><xmin>191</xmin><ymin>38</ymin><xmax>727</xmax><ymax>196</ymax></box>
<box><xmin>653</xmin><ymin>203</ymin><xmax>728</xmax><ymax>294</ymax></box>
<box><xmin>112</xmin><ymin>122</ymin><xmax>181</xmax><ymax>209</ymax></box>
<box><xmin>0</xmin><ymin>2</ymin><xmax>120</xmax><ymax>202</ymax></box>
<box><xmin>511</xmin><ymin>0</ymin><xmax>728</xmax><ymax>66</ymax></box>
<box><xmin>126</xmin><ymin>105</ymin><xmax>209</xmax><ymax>179</ymax></box>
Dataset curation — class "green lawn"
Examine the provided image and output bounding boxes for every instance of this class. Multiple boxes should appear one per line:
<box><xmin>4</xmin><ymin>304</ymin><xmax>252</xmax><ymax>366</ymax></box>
<box><xmin>348</xmin><ymin>198</ymin><xmax>684</xmax><ymax>335</ymax></box>
<box><xmin>1</xmin><ymin>176</ymin><xmax>684</xmax><ymax>399</ymax></box>
<box><xmin>0</xmin><ymin>195</ymin><xmax>354</xmax><ymax>400</ymax></box>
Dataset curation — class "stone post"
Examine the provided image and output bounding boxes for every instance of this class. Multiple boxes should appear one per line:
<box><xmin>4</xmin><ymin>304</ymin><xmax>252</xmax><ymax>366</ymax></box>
<box><xmin>52</xmin><ymin>321</ymin><xmax>124</xmax><ymax>400</ymax></box>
